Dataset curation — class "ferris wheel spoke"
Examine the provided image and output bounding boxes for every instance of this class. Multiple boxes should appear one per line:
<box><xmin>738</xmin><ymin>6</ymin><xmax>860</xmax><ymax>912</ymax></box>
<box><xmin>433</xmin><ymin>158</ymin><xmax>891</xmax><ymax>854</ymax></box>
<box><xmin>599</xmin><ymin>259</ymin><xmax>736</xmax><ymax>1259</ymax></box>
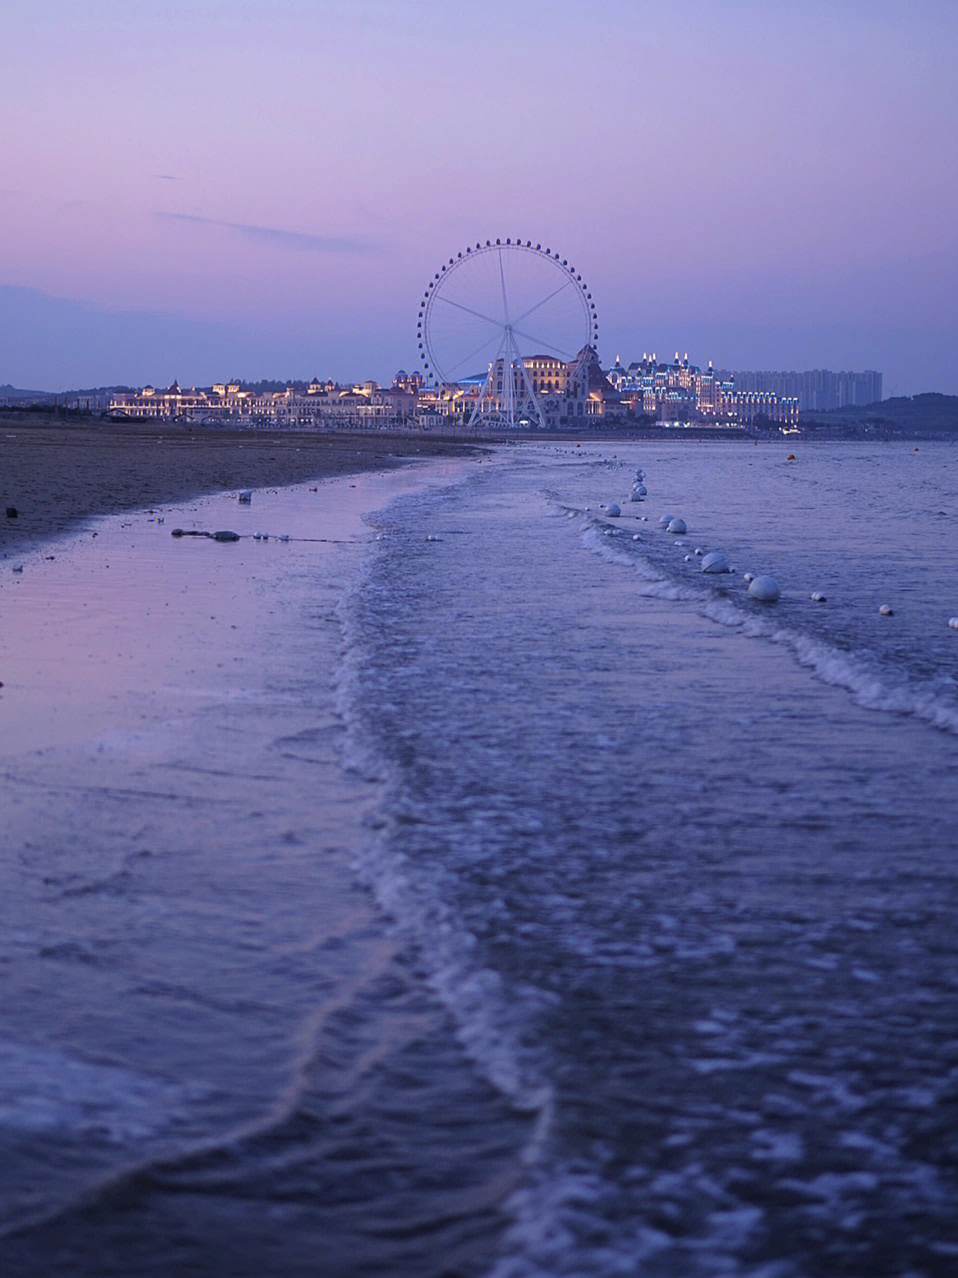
<box><xmin>513</xmin><ymin>279</ymin><xmax>572</xmax><ymax>328</ymax></box>
<box><xmin>434</xmin><ymin>294</ymin><xmax>504</xmax><ymax>328</ymax></box>
<box><xmin>444</xmin><ymin>329</ymin><xmax>504</xmax><ymax>379</ymax></box>
<box><xmin>510</xmin><ymin>324</ymin><xmax>577</xmax><ymax>361</ymax></box>
<box><xmin>498</xmin><ymin>249</ymin><xmax>510</xmax><ymax>323</ymax></box>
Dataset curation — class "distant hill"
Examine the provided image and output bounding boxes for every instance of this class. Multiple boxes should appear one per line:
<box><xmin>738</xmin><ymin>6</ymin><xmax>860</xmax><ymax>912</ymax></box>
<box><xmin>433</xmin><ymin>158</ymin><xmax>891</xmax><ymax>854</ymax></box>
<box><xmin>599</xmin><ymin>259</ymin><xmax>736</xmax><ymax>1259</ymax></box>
<box><xmin>0</xmin><ymin>383</ymin><xmax>52</xmax><ymax>400</ymax></box>
<box><xmin>1</xmin><ymin>384</ymin><xmax>136</xmax><ymax>401</ymax></box>
<box><xmin>62</xmin><ymin>385</ymin><xmax>138</xmax><ymax>396</ymax></box>
<box><xmin>805</xmin><ymin>393</ymin><xmax>958</xmax><ymax>437</ymax></box>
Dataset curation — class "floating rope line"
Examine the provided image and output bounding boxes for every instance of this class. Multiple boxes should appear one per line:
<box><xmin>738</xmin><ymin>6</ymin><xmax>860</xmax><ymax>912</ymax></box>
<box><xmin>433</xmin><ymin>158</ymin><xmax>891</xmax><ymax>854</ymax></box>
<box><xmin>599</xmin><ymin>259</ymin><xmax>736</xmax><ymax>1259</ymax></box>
<box><xmin>169</xmin><ymin>528</ymin><xmax>353</xmax><ymax>544</ymax></box>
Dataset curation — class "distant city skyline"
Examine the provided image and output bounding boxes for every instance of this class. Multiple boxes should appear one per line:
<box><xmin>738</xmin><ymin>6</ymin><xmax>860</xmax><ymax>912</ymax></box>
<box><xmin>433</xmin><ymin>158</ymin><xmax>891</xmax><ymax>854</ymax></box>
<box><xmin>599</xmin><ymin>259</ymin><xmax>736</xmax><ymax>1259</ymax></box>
<box><xmin>1</xmin><ymin>1</ymin><xmax>955</xmax><ymax>396</ymax></box>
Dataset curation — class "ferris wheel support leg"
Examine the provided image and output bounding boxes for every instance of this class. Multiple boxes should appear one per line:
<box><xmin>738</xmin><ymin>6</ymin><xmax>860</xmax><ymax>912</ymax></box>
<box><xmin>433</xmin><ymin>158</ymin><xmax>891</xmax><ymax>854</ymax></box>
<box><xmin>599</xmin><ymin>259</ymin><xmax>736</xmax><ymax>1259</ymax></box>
<box><xmin>514</xmin><ymin>344</ymin><xmax>547</xmax><ymax>430</ymax></box>
<box><xmin>506</xmin><ymin>326</ymin><xmax>531</xmax><ymax>429</ymax></box>
<box><xmin>468</xmin><ymin>327</ymin><xmax>508</xmax><ymax>430</ymax></box>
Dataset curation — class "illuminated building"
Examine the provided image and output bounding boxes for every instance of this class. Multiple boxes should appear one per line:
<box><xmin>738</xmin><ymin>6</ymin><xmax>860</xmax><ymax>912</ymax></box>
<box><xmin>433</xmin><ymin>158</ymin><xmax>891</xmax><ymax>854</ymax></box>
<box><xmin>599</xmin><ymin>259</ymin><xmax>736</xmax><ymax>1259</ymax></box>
<box><xmin>607</xmin><ymin>352</ymin><xmax>799</xmax><ymax>425</ymax></box>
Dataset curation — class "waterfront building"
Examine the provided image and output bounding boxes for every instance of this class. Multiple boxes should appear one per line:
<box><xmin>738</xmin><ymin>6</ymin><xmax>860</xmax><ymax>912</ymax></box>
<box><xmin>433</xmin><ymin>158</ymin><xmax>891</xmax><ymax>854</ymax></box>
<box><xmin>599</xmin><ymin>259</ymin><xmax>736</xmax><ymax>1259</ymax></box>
<box><xmin>110</xmin><ymin>378</ymin><xmax>416</xmax><ymax>429</ymax></box>
<box><xmin>560</xmin><ymin>346</ymin><xmax>618</xmax><ymax>422</ymax></box>
<box><xmin>605</xmin><ymin>352</ymin><xmax>797</xmax><ymax>424</ymax></box>
<box><xmin>733</xmin><ymin>390</ymin><xmax>800</xmax><ymax>426</ymax></box>
<box><xmin>392</xmin><ymin>370</ymin><xmax>424</xmax><ymax>395</ymax></box>
<box><xmin>110</xmin><ymin>347</ymin><xmax>817</xmax><ymax>434</ymax></box>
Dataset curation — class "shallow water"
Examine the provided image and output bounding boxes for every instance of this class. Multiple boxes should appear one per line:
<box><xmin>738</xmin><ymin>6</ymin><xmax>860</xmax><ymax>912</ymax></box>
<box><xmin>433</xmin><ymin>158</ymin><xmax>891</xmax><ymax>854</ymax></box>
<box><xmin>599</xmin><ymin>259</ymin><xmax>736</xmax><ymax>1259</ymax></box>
<box><xmin>1</xmin><ymin>441</ymin><xmax>956</xmax><ymax>1276</ymax></box>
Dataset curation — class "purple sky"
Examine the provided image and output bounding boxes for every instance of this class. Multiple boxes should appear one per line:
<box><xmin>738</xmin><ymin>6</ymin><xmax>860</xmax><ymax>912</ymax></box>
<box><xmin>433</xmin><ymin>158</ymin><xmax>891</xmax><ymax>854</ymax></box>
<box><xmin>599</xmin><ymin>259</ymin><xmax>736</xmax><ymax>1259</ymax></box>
<box><xmin>2</xmin><ymin>0</ymin><xmax>955</xmax><ymax>395</ymax></box>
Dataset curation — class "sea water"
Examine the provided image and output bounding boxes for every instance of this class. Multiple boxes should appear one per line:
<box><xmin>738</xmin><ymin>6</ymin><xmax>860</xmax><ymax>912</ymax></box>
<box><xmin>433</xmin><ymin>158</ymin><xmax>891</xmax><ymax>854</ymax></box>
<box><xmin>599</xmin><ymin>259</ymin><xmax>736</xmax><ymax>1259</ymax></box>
<box><xmin>1</xmin><ymin>440</ymin><xmax>955</xmax><ymax>1276</ymax></box>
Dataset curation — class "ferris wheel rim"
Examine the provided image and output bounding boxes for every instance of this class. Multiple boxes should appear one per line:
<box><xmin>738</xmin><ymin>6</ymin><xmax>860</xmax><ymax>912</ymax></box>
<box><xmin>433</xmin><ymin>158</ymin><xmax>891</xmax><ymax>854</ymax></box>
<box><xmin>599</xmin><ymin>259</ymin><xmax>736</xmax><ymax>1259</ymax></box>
<box><xmin>416</xmin><ymin>239</ymin><xmax>598</xmax><ymax>386</ymax></box>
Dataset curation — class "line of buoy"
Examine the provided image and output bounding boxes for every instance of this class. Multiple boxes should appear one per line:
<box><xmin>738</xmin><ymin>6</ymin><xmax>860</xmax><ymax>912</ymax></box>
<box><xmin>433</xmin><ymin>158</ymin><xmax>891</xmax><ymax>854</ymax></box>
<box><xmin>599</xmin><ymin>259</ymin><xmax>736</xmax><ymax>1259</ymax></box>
<box><xmin>616</xmin><ymin>475</ymin><xmax>956</xmax><ymax>625</ymax></box>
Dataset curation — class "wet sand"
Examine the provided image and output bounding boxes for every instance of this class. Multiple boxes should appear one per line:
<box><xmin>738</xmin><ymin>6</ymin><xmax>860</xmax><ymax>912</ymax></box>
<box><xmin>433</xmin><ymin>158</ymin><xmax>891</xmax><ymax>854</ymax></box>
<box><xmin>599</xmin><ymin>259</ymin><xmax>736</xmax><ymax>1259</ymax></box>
<box><xmin>0</xmin><ymin>464</ymin><xmax>521</xmax><ymax>1277</ymax></box>
<box><xmin>0</xmin><ymin>416</ymin><xmax>477</xmax><ymax>559</ymax></box>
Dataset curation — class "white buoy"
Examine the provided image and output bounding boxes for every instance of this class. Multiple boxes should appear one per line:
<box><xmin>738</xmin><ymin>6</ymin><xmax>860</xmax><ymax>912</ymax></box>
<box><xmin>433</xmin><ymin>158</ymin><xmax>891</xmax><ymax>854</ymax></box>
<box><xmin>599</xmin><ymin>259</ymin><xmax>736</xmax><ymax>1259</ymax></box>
<box><xmin>694</xmin><ymin>547</ymin><xmax>703</xmax><ymax>556</ymax></box>
<box><xmin>632</xmin><ymin>534</ymin><xmax>641</xmax><ymax>541</ymax></box>
<box><xmin>748</xmin><ymin>575</ymin><xmax>780</xmax><ymax>602</ymax></box>
<box><xmin>667</xmin><ymin>518</ymin><xmax>687</xmax><ymax>534</ymax></box>
<box><xmin>684</xmin><ymin>553</ymin><xmax>692</xmax><ymax>561</ymax></box>
<box><xmin>743</xmin><ymin>572</ymin><xmax>754</xmax><ymax>583</ymax></box>
<box><xmin>811</xmin><ymin>591</ymin><xmax>827</xmax><ymax>603</ymax></box>
<box><xmin>658</xmin><ymin>514</ymin><xmax>674</xmax><ymax>527</ymax></box>
<box><xmin>605</xmin><ymin>502</ymin><xmax>621</xmax><ymax>517</ymax></box>
<box><xmin>878</xmin><ymin>603</ymin><xmax>894</xmax><ymax>616</ymax></box>
<box><xmin>948</xmin><ymin>617</ymin><xmax>958</xmax><ymax>630</ymax></box>
<box><xmin>701</xmin><ymin>552</ymin><xmax>730</xmax><ymax>574</ymax></box>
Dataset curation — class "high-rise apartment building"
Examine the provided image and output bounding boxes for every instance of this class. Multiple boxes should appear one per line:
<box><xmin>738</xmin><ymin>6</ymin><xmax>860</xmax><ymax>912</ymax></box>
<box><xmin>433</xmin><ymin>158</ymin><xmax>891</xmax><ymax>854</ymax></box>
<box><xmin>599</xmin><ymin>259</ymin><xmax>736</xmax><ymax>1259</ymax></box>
<box><xmin>713</xmin><ymin>369</ymin><xmax>882</xmax><ymax>412</ymax></box>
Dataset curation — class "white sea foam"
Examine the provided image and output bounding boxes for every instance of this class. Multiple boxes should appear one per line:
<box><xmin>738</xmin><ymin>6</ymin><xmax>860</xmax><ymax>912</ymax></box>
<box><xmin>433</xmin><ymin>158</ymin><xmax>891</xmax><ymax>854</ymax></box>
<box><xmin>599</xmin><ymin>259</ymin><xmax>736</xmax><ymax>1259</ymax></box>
<box><xmin>335</xmin><ymin>474</ymin><xmax>556</xmax><ymax>1151</ymax></box>
<box><xmin>0</xmin><ymin>1041</ymin><xmax>195</xmax><ymax>1142</ymax></box>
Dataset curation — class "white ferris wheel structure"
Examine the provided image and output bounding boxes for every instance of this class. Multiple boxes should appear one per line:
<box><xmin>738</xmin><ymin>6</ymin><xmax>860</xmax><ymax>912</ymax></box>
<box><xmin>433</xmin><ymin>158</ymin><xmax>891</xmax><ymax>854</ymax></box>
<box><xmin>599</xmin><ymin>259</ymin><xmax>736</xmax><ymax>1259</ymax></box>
<box><xmin>417</xmin><ymin>239</ymin><xmax>598</xmax><ymax>430</ymax></box>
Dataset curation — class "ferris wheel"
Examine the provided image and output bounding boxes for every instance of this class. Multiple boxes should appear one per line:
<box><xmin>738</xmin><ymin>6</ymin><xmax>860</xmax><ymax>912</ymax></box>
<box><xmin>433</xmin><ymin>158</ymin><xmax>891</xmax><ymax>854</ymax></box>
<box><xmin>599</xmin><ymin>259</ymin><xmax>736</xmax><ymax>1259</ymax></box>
<box><xmin>417</xmin><ymin>239</ymin><xmax>598</xmax><ymax>429</ymax></box>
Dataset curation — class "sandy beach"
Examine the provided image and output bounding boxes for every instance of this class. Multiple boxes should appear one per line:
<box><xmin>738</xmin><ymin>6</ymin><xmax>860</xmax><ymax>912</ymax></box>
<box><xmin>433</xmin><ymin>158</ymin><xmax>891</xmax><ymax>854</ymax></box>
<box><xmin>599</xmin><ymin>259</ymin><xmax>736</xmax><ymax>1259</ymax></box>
<box><xmin>0</xmin><ymin>415</ymin><xmax>477</xmax><ymax>559</ymax></box>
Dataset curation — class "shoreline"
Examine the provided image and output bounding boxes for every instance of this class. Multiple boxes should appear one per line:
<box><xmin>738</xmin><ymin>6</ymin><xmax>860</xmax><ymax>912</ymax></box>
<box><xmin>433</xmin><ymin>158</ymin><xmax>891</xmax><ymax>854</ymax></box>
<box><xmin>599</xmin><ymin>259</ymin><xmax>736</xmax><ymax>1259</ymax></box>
<box><xmin>6</xmin><ymin>416</ymin><xmax>943</xmax><ymax>563</ymax></box>
<box><xmin>0</xmin><ymin>417</ymin><xmax>481</xmax><ymax>560</ymax></box>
